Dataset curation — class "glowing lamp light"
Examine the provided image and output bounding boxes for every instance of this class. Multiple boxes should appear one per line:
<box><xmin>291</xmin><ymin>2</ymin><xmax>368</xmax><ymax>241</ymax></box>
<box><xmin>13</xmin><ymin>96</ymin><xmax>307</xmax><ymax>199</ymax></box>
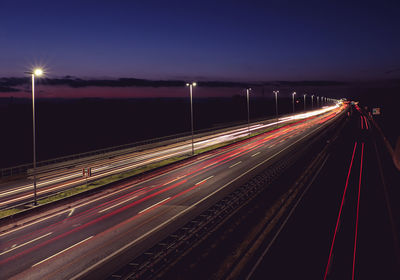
<box><xmin>33</xmin><ymin>68</ymin><xmax>43</xmax><ymax>76</ymax></box>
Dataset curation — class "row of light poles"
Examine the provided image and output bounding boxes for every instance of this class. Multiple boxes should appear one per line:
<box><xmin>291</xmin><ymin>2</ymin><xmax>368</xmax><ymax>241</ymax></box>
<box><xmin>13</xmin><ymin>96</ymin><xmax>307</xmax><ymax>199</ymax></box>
<box><xmin>29</xmin><ymin>71</ymin><xmax>333</xmax><ymax>206</ymax></box>
<box><xmin>185</xmin><ymin>85</ymin><xmax>331</xmax><ymax>156</ymax></box>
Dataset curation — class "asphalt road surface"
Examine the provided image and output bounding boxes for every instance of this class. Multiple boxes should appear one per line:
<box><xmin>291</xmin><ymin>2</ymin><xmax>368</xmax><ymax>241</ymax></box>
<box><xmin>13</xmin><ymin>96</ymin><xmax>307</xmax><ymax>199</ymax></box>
<box><xmin>247</xmin><ymin>105</ymin><xmax>400</xmax><ymax>280</ymax></box>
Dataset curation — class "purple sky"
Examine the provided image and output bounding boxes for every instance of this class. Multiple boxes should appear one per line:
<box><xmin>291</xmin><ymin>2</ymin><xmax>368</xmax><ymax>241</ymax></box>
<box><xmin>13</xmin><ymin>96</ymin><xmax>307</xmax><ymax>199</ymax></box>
<box><xmin>1</xmin><ymin>0</ymin><xmax>400</xmax><ymax>97</ymax></box>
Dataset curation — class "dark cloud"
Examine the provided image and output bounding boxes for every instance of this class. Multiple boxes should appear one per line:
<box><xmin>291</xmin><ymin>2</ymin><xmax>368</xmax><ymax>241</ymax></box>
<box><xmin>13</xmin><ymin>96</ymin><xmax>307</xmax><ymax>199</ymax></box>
<box><xmin>0</xmin><ymin>86</ymin><xmax>20</xmax><ymax>92</ymax></box>
<box><xmin>272</xmin><ymin>81</ymin><xmax>347</xmax><ymax>87</ymax></box>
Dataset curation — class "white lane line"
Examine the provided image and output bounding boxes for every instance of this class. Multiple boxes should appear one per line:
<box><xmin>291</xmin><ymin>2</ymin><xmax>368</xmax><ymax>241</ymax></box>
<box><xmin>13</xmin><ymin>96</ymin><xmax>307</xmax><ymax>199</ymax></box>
<box><xmin>98</xmin><ymin>196</ymin><xmax>138</xmax><ymax>213</ymax></box>
<box><xmin>138</xmin><ymin>197</ymin><xmax>170</xmax><ymax>214</ymax></box>
<box><xmin>72</xmin><ymin>109</ymin><xmax>344</xmax><ymax>280</ymax></box>
<box><xmin>195</xmin><ymin>176</ymin><xmax>214</xmax><ymax>185</ymax></box>
<box><xmin>68</xmin><ymin>208</ymin><xmax>75</xmax><ymax>217</ymax></box>
<box><xmin>251</xmin><ymin>152</ymin><xmax>260</xmax><ymax>157</ymax></box>
<box><xmin>163</xmin><ymin>177</ymin><xmax>182</xmax><ymax>186</ymax></box>
<box><xmin>0</xmin><ymin>232</ymin><xmax>53</xmax><ymax>256</ymax></box>
<box><xmin>32</xmin><ymin>236</ymin><xmax>93</xmax><ymax>267</ymax></box>
<box><xmin>229</xmin><ymin>161</ymin><xmax>242</xmax><ymax>168</ymax></box>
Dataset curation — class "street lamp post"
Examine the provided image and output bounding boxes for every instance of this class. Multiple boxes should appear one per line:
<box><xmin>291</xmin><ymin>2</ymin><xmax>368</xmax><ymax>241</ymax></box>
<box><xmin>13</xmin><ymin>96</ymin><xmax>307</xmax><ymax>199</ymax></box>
<box><xmin>31</xmin><ymin>68</ymin><xmax>43</xmax><ymax>206</ymax></box>
<box><xmin>317</xmin><ymin>96</ymin><xmax>320</xmax><ymax>107</ymax></box>
<box><xmin>186</xmin><ymin>82</ymin><xmax>197</xmax><ymax>155</ymax></box>
<box><xmin>246</xmin><ymin>88</ymin><xmax>251</xmax><ymax>136</ymax></box>
<box><xmin>311</xmin><ymin>95</ymin><xmax>314</xmax><ymax>109</ymax></box>
<box><xmin>273</xmin><ymin>90</ymin><xmax>279</xmax><ymax>126</ymax></box>
<box><xmin>303</xmin><ymin>94</ymin><xmax>306</xmax><ymax>111</ymax></box>
<box><xmin>292</xmin><ymin>91</ymin><xmax>296</xmax><ymax>113</ymax></box>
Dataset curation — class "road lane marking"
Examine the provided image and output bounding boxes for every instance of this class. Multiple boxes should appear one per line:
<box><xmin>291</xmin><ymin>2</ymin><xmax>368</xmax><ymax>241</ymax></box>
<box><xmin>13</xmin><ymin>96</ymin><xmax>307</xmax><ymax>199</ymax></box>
<box><xmin>195</xmin><ymin>176</ymin><xmax>214</xmax><ymax>185</ymax></box>
<box><xmin>0</xmin><ymin>232</ymin><xmax>53</xmax><ymax>256</ymax></box>
<box><xmin>68</xmin><ymin>208</ymin><xmax>75</xmax><ymax>217</ymax></box>
<box><xmin>163</xmin><ymin>177</ymin><xmax>182</xmax><ymax>186</ymax></box>
<box><xmin>32</xmin><ymin>236</ymin><xmax>93</xmax><ymax>267</ymax></box>
<box><xmin>139</xmin><ymin>197</ymin><xmax>170</xmax><ymax>214</ymax></box>
<box><xmin>229</xmin><ymin>161</ymin><xmax>242</xmax><ymax>168</ymax></box>
<box><xmin>98</xmin><ymin>196</ymin><xmax>138</xmax><ymax>213</ymax></box>
<box><xmin>251</xmin><ymin>152</ymin><xmax>260</xmax><ymax>157</ymax></box>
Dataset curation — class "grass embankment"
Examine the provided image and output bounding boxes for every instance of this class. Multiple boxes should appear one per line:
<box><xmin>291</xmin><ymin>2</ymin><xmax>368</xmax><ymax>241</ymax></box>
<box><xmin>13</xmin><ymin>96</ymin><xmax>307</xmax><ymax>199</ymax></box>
<box><xmin>0</xmin><ymin>121</ymin><xmax>297</xmax><ymax>219</ymax></box>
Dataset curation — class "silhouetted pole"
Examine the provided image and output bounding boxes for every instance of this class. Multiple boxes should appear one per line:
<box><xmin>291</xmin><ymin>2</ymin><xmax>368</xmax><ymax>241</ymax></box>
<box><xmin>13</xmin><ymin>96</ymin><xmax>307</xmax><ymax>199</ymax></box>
<box><xmin>186</xmin><ymin>82</ymin><xmax>197</xmax><ymax>155</ymax></box>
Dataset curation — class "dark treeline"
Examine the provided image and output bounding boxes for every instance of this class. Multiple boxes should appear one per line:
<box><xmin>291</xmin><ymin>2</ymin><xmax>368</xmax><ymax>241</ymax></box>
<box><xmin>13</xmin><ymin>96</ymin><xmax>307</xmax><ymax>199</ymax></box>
<box><xmin>0</xmin><ymin>96</ymin><xmax>303</xmax><ymax>168</ymax></box>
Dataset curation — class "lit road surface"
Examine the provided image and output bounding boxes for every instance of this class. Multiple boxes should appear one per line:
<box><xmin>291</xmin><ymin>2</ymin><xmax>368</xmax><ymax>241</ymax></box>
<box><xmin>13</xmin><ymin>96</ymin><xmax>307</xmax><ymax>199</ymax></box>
<box><xmin>0</xmin><ymin>105</ymin><xmax>340</xmax><ymax>209</ymax></box>
<box><xmin>0</xmin><ymin>105</ymin><xmax>345</xmax><ymax>279</ymax></box>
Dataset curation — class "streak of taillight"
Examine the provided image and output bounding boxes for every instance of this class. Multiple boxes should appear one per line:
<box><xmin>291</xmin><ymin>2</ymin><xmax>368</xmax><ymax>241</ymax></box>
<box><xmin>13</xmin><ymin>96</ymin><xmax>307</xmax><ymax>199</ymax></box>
<box><xmin>352</xmin><ymin>142</ymin><xmax>364</xmax><ymax>280</ymax></box>
<box><xmin>324</xmin><ymin>141</ymin><xmax>358</xmax><ymax>280</ymax></box>
<box><xmin>360</xmin><ymin>116</ymin><xmax>364</xmax><ymax>130</ymax></box>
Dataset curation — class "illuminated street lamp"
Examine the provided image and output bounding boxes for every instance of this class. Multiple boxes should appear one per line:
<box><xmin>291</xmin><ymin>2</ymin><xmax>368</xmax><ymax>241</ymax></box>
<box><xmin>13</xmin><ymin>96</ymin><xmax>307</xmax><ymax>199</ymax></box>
<box><xmin>30</xmin><ymin>68</ymin><xmax>43</xmax><ymax>206</ymax></box>
<box><xmin>292</xmin><ymin>91</ymin><xmax>296</xmax><ymax>113</ymax></box>
<box><xmin>273</xmin><ymin>90</ymin><xmax>279</xmax><ymax>126</ymax></box>
<box><xmin>246</xmin><ymin>88</ymin><xmax>252</xmax><ymax>136</ymax></box>
<box><xmin>186</xmin><ymin>82</ymin><xmax>196</xmax><ymax>155</ymax></box>
<box><xmin>303</xmin><ymin>94</ymin><xmax>306</xmax><ymax>111</ymax></box>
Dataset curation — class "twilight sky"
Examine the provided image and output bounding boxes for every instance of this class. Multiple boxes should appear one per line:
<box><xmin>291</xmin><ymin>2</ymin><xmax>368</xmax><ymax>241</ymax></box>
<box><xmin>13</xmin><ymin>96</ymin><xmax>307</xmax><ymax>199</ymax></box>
<box><xmin>1</xmin><ymin>0</ymin><xmax>400</xmax><ymax>81</ymax></box>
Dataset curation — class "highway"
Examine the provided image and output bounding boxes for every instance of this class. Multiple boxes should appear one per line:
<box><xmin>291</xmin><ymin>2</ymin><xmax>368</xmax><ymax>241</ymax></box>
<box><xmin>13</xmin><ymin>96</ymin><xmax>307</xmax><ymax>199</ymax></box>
<box><xmin>0</xmin><ymin>106</ymin><xmax>337</xmax><ymax>210</ymax></box>
<box><xmin>0</xmin><ymin>104</ymin><xmax>345</xmax><ymax>279</ymax></box>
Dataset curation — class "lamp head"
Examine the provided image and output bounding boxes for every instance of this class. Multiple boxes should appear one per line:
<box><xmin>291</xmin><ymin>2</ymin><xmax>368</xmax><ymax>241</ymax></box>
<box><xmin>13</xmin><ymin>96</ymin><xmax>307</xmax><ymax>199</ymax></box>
<box><xmin>33</xmin><ymin>68</ymin><xmax>43</xmax><ymax>76</ymax></box>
